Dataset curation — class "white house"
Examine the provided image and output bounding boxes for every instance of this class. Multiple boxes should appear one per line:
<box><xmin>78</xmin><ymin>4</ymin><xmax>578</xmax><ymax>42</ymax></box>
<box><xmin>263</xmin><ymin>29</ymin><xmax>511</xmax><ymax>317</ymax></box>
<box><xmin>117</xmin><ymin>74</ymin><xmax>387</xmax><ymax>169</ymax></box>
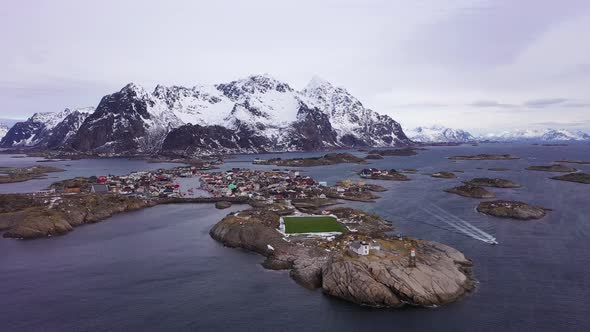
<box><xmin>369</xmin><ymin>240</ymin><xmax>381</xmax><ymax>251</ymax></box>
<box><xmin>350</xmin><ymin>241</ymin><xmax>370</xmax><ymax>255</ymax></box>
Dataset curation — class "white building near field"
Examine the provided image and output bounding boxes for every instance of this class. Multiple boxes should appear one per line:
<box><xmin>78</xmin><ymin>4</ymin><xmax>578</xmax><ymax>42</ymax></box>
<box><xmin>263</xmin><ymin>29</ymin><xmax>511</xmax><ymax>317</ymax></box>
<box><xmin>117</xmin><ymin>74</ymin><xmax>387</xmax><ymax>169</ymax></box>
<box><xmin>350</xmin><ymin>241</ymin><xmax>370</xmax><ymax>255</ymax></box>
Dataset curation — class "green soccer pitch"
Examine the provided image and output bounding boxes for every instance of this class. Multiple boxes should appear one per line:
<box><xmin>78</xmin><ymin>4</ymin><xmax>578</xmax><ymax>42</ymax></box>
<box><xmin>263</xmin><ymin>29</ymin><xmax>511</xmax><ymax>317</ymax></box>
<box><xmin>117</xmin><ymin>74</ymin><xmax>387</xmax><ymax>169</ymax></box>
<box><xmin>283</xmin><ymin>216</ymin><xmax>346</xmax><ymax>234</ymax></box>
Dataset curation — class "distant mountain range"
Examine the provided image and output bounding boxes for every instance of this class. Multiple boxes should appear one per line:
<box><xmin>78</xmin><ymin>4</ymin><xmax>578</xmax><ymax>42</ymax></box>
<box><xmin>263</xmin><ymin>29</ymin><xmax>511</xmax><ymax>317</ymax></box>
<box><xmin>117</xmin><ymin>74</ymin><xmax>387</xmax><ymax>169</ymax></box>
<box><xmin>480</xmin><ymin>129</ymin><xmax>590</xmax><ymax>142</ymax></box>
<box><xmin>408</xmin><ymin>126</ymin><xmax>590</xmax><ymax>143</ymax></box>
<box><xmin>407</xmin><ymin>126</ymin><xmax>476</xmax><ymax>143</ymax></box>
<box><xmin>0</xmin><ymin>75</ymin><xmax>410</xmax><ymax>155</ymax></box>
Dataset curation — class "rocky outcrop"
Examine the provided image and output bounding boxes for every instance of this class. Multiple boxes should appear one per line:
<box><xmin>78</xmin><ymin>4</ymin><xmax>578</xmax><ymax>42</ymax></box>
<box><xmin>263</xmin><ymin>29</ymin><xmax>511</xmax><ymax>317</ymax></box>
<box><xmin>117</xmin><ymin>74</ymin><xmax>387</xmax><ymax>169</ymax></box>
<box><xmin>526</xmin><ymin>164</ymin><xmax>577</xmax><ymax>172</ymax></box>
<box><xmin>476</xmin><ymin>200</ymin><xmax>547</xmax><ymax>220</ymax></box>
<box><xmin>1</xmin><ymin>194</ymin><xmax>155</xmax><ymax>239</ymax></box>
<box><xmin>551</xmin><ymin>173</ymin><xmax>590</xmax><ymax>184</ymax></box>
<box><xmin>464</xmin><ymin>178</ymin><xmax>521</xmax><ymax>188</ymax></box>
<box><xmin>209</xmin><ymin>205</ymin><xmax>474</xmax><ymax>308</ymax></box>
<box><xmin>445</xmin><ymin>184</ymin><xmax>495</xmax><ymax>198</ymax></box>
<box><xmin>449</xmin><ymin>154</ymin><xmax>519</xmax><ymax>160</ymax></box>
<box><xmin>322</xmin><ymin>241</ymin><xmax>473</xmax><ymax>307</ymax></box>
<box><xmin>431</xmin><ymin>171</ymin><xmax>456</xmax><ymax>179</ymax></box>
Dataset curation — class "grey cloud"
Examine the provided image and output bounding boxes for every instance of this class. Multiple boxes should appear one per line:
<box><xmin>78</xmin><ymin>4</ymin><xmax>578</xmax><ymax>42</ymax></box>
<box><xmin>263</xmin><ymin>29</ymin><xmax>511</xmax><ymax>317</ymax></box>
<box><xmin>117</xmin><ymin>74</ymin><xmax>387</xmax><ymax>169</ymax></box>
<box><xmin>390</xmin><ymin>102</ymin><xmax>449</xmax><ymax>108</ymax></box>
<box><xmin>524</xmin><ymin>98</ymin><xmax>569</xmax><ymax>108</ymax></box>
<box><xmin>563</xmin><ymin>102</ymin><xmax>590</xmax><ymax>108</ymax></box>
<box><xmin>533</xmin><ymin>119</ymin><xmax>590</xmax><ymax>127</ymax></box>
<box><xmin>470</xmin><ymin>100</ymin><xmax>516</xmax><ymax>108</ymax></box>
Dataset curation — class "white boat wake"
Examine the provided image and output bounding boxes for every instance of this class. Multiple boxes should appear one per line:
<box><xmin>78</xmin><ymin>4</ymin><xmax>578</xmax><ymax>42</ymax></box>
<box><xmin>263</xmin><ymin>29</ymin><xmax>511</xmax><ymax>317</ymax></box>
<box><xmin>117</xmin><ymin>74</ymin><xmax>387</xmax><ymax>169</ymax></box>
<box><xmin>422</xmin><ymin>204</ymin><xmax>498</xmax><ymax>245</ymax></box>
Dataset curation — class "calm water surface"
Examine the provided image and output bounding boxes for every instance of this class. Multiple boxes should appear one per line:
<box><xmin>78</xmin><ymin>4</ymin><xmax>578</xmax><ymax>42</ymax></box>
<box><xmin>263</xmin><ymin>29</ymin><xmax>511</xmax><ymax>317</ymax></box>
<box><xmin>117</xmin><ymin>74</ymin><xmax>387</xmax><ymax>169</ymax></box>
<box><xmin>1</xmin><ymin>143</ymin><xmax>589</xmax><ymax>331</ymax></box>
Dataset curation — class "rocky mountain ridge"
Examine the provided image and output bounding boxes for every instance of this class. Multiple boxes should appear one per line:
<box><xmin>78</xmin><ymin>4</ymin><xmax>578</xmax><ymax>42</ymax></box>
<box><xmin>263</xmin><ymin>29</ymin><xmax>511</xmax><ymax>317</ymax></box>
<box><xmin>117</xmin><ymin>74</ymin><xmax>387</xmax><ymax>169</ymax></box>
<box><xmin>1</xmin><ymin>75</ymin><xmax>411</xmax><ymax>155</ymax></box>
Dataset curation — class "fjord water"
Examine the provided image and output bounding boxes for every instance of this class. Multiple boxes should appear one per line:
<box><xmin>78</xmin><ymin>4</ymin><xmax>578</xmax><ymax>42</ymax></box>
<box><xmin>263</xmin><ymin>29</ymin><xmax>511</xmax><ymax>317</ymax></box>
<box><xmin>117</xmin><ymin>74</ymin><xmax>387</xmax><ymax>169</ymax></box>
<box><xmin>1</xmin><ymin>144</ymin><xmax>589</xmax><ymax>331</ymax></box>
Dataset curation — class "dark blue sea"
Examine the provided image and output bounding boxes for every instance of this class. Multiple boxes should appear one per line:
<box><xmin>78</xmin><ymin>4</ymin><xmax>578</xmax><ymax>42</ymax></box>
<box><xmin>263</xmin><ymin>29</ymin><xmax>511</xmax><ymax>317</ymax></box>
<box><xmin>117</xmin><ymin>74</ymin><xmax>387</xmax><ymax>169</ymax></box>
<box><xmin>1</xmin><ymin>143</ymin><xmax>589</xmax><ymax>331</ymax></box>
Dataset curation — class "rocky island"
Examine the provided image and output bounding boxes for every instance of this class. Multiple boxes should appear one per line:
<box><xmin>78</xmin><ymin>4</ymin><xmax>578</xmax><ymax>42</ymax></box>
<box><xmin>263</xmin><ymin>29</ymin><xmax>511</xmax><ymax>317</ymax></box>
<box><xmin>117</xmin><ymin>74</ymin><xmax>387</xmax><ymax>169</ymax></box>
<box><xmin>445</xmin><ymin>184</ymin><xmax>495</xmax><ymax>198</ymax></box>
<box><xmin>464</xmin><ymin>178</ymin><xmax>521</xmax><ymax>188</ymax></box>
<box><xmin>431</xmin><ymin>171</ymin><xmax>457</xmax><ymax>179</ymax></box>
<box><xmin>555</xmin><ymin>160</ymin><xmax>590</xmax><ymax>165</ymax></box>
<box><xmin>0</xmin><ymin>166</ymin><xmax>64</xmax><ymax>184</ymax></box>
<box><xmin>367</xmin><ymin>148</ymin><xmax>419</xmax><ymax>157</ymax></box>
<box><xmin>253</xmin><ymin>153</ymin><xmax>365</xmax><ymax>167</ymax></box>
<box><xmin>526</xmin><ymin>164</ymin><xmax>577</xmax><ymax>172</ymax></box>
<box><xmin>364</xmin><ymin>154</ymin><xmax>384</xmax><ymax>160</ymax></box>
<box><xmin>210</xmin><ymin>204</ymin><xmax>474</xmax><ymax>308</ymax></box>
<box><xmin>551</xmin><ymin>173</ymin><xmax>590</xmax><ymax>184</ymax></box>
<box><xmin>449</xmin><ymin>154</ymin><xmax>519</xmax><ymax>160</ymax></box>
<box><xmin>477</xmin><ymin>200</ymin><xmax>548</xmax><ymax>220</ymax></box>
<box><xmin>359</xmin><ymin>168</ymin><xmax>410</xmax><ymax>181</ymax></box>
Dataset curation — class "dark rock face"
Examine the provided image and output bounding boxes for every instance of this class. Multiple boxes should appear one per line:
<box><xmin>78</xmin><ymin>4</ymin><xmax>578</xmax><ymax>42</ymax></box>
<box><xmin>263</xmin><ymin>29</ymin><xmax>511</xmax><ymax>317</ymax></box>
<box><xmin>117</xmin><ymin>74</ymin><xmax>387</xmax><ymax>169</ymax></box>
<box><xmin>0</xmin><ymin>109</ymin><xmax>91</xmax><ymax>149</ymax></box>
<box><xmin>0</xmin><ymin>120</ymin><xmax>44</xmax><ymax>148</ymax></box>
<box><xmin>43</xmin><ymin>111</ymin><xmax>90</xmax><ymax>149</ymax></box>
<box><xmin>69</xmin><ymin>84</ymin><xmax>152</xmax><ymax>154</ymax></box>
<box><xmin>285</xmin><ymin>102</ymin><xmax>339</xmax><ymax>151</ymax></box>
<box><xmin>477</xmin><ymin>200</ymin><xmax>547</xmax><ymax>220</ymax></box>
<box><xmin>161</xmin><ymin>124</ymin><xmax>270</xmax><ymax>156</ymax></box>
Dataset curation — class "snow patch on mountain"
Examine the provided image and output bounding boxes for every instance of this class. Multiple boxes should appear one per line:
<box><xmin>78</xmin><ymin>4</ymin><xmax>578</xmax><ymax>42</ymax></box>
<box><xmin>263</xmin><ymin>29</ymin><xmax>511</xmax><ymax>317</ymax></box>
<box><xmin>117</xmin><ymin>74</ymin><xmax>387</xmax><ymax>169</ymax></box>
<box><xmin>0</xmin><ymin>123</ymin><xmax>9</xmax><ymax>141</ymax></box>
<box><xmin>408</xmin><ymin>125</ymin><xmax>475</xmax><ymax>143</ymax></box>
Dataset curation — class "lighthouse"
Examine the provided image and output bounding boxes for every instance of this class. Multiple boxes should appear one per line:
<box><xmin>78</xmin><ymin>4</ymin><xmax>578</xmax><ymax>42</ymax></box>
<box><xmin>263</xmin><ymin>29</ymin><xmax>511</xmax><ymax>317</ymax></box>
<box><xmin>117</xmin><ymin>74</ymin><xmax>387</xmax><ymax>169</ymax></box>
<box><xmin>409</xmin><ymin>248</ymin><xmax>416</xmax><ymax>268</ymax></box>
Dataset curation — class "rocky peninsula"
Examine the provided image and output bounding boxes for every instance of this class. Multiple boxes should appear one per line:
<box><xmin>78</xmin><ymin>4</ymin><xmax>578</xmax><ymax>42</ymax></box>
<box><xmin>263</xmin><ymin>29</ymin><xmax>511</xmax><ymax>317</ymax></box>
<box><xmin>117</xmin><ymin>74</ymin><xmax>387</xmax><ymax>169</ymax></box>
<box><xmin>0</xmin><ymin>193</ymin><xmax>156</xmax><ymax>239</ymax></box>
<box><xmin>0</xmin><ymin>166</ymin><xmax>64</xmax><ymax>184</ymax></box>
<box><xmin>254</xmin><ymin>153</ymin><xmax>365</xmax><ymax>167</ymax></box>
<box><xmin>526</xmin><ymin>164</ymin><xmax>577</xmax><ymax>172</ymax></box>
<box><xmin>551</xmin><ymin>173</ymin><xmax>590</xmax><ymax>184</ymax></box>
<box><xmin>477</xmin><ymin>200</ymin><xmax>548</xmax><ymax>220</ymax></box>
<box><xmin>445</xmin><ymin>184</ymin><xmax>495</xmax><ymax>198</ymax></box>
<box><xmin>449</xmin><ymin>154</ymin><xmax>519</xmax><ymax>160</ymax></box>
<box><xmin>210</xmin><ymin>204</ymin><xmax>474</xmax><ymax>308</ymax></box>
<box><xmin>464</xmin><ymin>178</ymin><xmax>521</xmax><ymax>188</ymax></box>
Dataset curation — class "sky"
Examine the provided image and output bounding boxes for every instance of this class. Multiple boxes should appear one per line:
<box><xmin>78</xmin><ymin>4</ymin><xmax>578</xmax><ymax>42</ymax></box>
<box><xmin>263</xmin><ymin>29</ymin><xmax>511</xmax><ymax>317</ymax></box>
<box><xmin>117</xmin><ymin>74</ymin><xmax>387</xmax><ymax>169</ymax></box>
<box><xmin>1</xmin><ymin>0</ymin><xmax>589</xmax><ymax>134</ymax></box>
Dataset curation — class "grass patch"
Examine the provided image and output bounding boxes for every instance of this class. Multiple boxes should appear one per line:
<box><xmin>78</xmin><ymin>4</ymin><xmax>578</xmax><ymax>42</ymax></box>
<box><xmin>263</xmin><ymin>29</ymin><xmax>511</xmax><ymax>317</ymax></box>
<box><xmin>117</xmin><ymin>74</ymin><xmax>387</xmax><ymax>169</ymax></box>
<box><xmin>283</xmin><ymin>216</ymin><xmax>345</xmax><ymax>234</ymax></box>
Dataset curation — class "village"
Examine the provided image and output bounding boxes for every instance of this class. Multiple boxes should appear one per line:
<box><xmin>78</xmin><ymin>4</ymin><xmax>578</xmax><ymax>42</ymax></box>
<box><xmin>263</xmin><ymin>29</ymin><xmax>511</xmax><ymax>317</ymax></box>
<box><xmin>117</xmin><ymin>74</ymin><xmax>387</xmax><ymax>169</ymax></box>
<box><xmin>44</xmin><ymin>163</ymin><xmax>384</xmax><ymax>204</ymax></box>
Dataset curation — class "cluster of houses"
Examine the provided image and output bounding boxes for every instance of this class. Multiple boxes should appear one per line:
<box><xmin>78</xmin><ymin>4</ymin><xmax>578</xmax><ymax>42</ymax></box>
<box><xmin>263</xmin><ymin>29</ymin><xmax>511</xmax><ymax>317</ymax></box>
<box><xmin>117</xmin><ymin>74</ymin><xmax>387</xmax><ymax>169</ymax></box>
<box><xmin>88</xmin><ymin>166</ymin><xmax>207</xmax><ymax>198</ymax></box>
<box><xmin>199</xmin><ymin>168</ymin><xmax>330</xmax><ymax>200</ymax></box>
<box><xmin>359</xmin><ymin>168</ymin><xmax>395</xmax><ymax>178</ymax></box>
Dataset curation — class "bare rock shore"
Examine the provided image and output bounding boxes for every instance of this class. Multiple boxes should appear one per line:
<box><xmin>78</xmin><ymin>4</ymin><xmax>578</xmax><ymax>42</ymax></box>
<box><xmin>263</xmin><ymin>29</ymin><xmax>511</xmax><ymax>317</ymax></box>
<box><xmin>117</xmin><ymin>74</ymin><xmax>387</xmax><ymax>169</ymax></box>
<box><xmin>477</xmin><ymin>200</ymin><xmax>548</xmax><ymax>220</ymax></box>
<box><xmin>209</xmin><ymin>205</ymin><xmax>474</xmax><ymax>308</ymax></box>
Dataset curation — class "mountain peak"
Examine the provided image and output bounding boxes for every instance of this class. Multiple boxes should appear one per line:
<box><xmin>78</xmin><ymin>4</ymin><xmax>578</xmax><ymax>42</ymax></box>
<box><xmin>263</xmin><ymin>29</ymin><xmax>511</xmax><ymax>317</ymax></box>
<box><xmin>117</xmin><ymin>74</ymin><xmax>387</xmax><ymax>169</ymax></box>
<box><xmin>305</xmin><ymin>76</ymin><xmax>334</xmax><ymax>92</ymax></box>
<box><xmin>121</xmin><ymin>82</ymin><xmax>149</xmax><ymax>98</ymax></box>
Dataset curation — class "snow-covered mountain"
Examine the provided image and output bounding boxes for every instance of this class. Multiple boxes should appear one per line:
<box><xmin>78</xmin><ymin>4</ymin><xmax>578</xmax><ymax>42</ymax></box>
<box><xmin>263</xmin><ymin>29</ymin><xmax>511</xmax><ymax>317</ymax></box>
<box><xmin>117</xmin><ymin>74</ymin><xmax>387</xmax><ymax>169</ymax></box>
<box><xmin>66</xmin><ymin>74</ymin><xmax>410</xmax><ymax>155</ymax></box>
<box><xmin>0</xmin><ymin>123</ymin><xmax>10</xmax><ymax>141</ymax></box>
<box><xmin>481</xmin><ymin>129</ymin><xmax>590</xmax><ymax>142</ymax></box>
<box><xmin>0</xmin><ymin>107</ymin><xmax>93</xmax><ymax>149</ymax></box>
<box><xmin>407</xmin><ymin>125</ymin><xmax>475</xmax><ymax>143</ymax></box>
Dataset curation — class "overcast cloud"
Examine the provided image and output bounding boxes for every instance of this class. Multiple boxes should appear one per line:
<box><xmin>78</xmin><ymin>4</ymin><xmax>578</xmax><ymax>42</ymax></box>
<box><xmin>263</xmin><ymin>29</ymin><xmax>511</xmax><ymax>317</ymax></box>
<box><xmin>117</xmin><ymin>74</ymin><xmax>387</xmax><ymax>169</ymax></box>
<box><xmin>1</xmin><ymin>0</ymin><xmax>589</xmax><ymax>133</ymax></box>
